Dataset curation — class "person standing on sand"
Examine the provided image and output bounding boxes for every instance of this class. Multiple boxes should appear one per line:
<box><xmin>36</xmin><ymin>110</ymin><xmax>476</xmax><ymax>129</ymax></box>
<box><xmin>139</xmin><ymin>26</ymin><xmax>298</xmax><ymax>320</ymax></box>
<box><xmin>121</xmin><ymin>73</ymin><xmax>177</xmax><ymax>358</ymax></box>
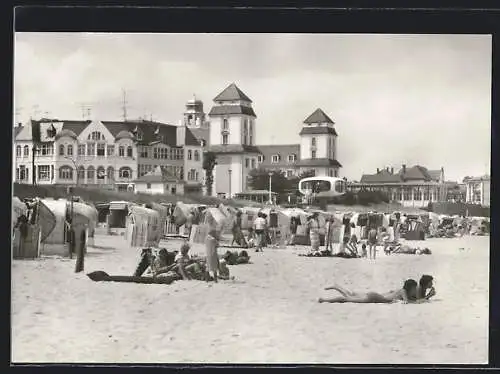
<box><xmin>324</xmin><ymin>216</ymin><xmax>335</xmax><ymax>253</ymax></box>
<box><xmin>231</xmin><ymin>211</ymin><xmax>247</xmax><ymax>247</ymax></box>
<box><xmin>307</xmin><ymin>213</ymin><xmax>321</xmax><ymax>254</ymax></box>
<box><xmin>318</xmin><ymin>279</ymin><xmax>418</xmax><ymax>304</ymax></box>
<box><xmin>289</xmin><ymin>216</ymin><xmax>299</xmax><ymax>246</ymax></box>
<box><xmin>253</xmin><ymin>212</ymin><xmax>267</xmax><ymax>252</ymax></box>
<box><xmin>205</xmin><ymin>229</ymin><xmax>220</xmax><ymax>282</ymax></box>
<box><xmin>368</xmin><ymin>226</ymin><xmax>378</xmax><ymax>260</ymax></box>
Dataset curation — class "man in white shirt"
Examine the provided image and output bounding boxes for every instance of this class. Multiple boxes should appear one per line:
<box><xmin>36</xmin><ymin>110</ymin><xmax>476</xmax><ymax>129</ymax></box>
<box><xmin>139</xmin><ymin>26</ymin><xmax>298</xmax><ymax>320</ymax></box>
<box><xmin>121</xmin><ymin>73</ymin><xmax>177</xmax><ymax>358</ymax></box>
<box><xmin>253</xmin><ymin>212</ymin><xmax>267</xmax><ymax>252</ymax></box>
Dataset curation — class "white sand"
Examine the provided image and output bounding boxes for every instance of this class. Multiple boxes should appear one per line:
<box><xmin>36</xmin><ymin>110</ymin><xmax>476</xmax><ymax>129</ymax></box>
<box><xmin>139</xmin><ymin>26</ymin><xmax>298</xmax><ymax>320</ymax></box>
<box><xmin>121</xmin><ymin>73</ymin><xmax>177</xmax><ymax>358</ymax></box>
<box><xmin>11</xmin><ymin>235</ymin><xmax>489</xmax><ymax>364</ymax></box>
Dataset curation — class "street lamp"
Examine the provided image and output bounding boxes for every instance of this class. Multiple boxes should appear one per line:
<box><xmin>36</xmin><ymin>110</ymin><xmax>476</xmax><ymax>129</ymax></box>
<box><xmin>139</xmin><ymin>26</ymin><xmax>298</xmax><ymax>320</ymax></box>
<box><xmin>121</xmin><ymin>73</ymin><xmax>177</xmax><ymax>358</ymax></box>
<box><xmin>268</xmin><ymin>172</ymin><xmax>273</xmax><ymax>205</ymax></box>
<box><xmin>228</xmin><ymin>169</ymin><xmax>232</xmax><ymax>199</ymax></box>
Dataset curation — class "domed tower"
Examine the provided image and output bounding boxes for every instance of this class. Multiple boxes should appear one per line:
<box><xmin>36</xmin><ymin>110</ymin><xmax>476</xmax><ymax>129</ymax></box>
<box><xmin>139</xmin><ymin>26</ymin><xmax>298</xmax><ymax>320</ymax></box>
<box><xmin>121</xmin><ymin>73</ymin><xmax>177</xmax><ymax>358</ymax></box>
<box><xmin>183</xmin><ymin>95</ymin><xmax>207</xmax><ymax>128</ymax></box>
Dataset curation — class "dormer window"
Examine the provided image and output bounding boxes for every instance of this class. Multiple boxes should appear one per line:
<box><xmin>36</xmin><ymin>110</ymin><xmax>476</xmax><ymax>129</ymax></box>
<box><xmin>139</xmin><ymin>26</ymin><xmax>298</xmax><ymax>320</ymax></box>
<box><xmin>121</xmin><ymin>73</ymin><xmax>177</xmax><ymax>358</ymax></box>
<box><xmin>46</xmin><ymin>125</ymin><xmax>56</xmax><ymax>138</ymax></box>
<box><xmin>200</xmin><ymin>139</ymin><xmax>206</xmax><ymax>147</ymax></box>
<box><xmin>258</xmin><ymin>155</ymin><xmax>264</xmax><ymax>163</ymax></box>
<box><xmin>136</xmin><ymin>130</ymin><xmax>143</xmax><ymax>141</ymax></box>
<box><xmin>288</xmin><ymin>154</ymin><xmax>297</xmax><ymax>162</ymax></box>
<box><xmin>272</xmin><ymin>155</ymin><xmax>280</xmax><ymax>164</ymax></box>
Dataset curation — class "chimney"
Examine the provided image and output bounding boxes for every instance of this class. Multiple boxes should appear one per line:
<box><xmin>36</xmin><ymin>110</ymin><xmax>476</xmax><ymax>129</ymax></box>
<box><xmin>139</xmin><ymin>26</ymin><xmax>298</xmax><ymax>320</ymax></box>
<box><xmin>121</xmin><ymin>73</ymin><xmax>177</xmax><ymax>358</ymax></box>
<box><xmin>376</xmin><ymin>168</ymin><xmax>380</xmax><ymax>174</ymax></box>
<box><xmin>391</xmin><ymin>167</ymin><xmax>394</xmax><ymax>175</ymax></box>
<box><xmin>386</xmin><ymin>167</ymin><xmax>390</xmax><ymax>172</ymax></box>
<box><xmin>402</xmin><ymin>164</ymin><xmax>406</xmax><ymax>173</ymax></box>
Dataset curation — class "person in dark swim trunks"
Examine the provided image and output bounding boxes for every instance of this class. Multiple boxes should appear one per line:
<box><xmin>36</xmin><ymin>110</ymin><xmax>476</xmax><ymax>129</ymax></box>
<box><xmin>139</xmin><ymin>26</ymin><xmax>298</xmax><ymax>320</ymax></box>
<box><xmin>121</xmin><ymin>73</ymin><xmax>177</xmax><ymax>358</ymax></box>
<box><xmin>318</xmin><ymin>279</ymin><xmax>418</xmax><ymax>304</ymax></box>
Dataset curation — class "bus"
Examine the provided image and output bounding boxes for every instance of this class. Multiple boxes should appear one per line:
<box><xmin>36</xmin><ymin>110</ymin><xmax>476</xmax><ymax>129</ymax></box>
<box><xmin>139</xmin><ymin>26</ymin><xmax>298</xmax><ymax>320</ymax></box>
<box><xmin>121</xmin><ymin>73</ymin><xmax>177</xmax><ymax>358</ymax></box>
<box><xmin>298</xmin><ymin>176</ymin><xmax>347</xmax><ymax>198</ymax></box>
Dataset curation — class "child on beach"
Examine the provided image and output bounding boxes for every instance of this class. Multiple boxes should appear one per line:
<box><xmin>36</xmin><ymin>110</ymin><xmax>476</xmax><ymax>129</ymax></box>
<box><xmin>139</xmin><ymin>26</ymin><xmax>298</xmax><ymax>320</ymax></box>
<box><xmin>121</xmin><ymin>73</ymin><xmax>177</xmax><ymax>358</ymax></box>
<box><xmin>246</xmin><ymin>227</ymin><xmax>256</xmax><ymax>248</ymax></box>
<box><xmin>361</xmin><ymin>243</ymin><xmax>367</xmax><ymax>258</ymax></box>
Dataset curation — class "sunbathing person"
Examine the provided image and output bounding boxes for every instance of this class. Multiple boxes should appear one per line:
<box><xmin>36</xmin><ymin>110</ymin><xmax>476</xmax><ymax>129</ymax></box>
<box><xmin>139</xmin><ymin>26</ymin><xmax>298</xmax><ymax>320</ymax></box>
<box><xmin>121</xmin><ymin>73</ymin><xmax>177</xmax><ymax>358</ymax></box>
<box><xmin>222</xmin><ymin>250</ymin><xmax>251</xmax><ymax>265</ymax></box>
<box><xmin>318</xmin><ymin>279</ymin><xmax>418</xmax><ymax>304</ymax></box>
<box><xmin>416</xmin><ymin>274</ymin><xmax>436</xmax><ymax>302</ymax></box>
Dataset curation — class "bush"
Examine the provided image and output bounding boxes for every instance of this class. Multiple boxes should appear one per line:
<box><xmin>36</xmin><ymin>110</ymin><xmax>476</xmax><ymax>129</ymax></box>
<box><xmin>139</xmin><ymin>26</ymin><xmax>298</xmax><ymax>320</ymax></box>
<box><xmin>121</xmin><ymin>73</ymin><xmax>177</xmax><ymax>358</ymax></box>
<box><xmin>315</xmin><ymin>190</ymin><xmax>389</xmax><ymax>207</ymax></box>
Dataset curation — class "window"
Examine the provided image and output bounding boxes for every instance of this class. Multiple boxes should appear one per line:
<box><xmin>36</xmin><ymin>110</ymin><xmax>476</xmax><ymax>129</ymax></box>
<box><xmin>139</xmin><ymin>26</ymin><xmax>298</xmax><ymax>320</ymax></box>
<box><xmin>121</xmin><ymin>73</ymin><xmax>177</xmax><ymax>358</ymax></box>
<box><xmin>222</xmin><ymin>134</ymin><xmax>229</xmax><ymax>145</ymax></box>
<box><xmin>127</xmin><ymin>146</ymin><xmax>133</xmax><ymax>158</ymax></box>
<box><xmin>188</xmin><ymin>150</ymin><xmax>192</xmax><ymax>160</ymax></box>
<box><xmin>87</xmin><ymin>143</ymin><xmax>95</xmax><ymax>156</ymax></box>
<box><xmin>194</xmin><ymin>150</ymin><xmax>200</xmax><ymax>161</ymax></box>
<box><xmin>249</xmin><ymin>120</ymin><xmax>253</xmax><ymax>145</ymax></box>
<box><xmin>153</xmin><ymin>148</ymin><xmax>158</xmax><ymax>159</ymax></box>
<box><xmin>147</xmin><ymin>183</ymin><xmax>151</xmax><ymax>189</ymax></box>
<box><xmin>243</xmin><ymin>119</ymin><xmax>248</xmax><ymax>145</ymax></box>
<box><xmin>245</xmin><ymin>158</ymin><xmax>250</xmax><ymax>168</ymax></box>
<box><xmin>107</xmin><ymin>145</ymin><xmax>114</xmax><ymax>156</ymax></box>
<box><xmin>87</xmin><ymin>166</ymin><xmax>95</xmax><ymax>182</ymax></box>
<box><xmin>251</xmin><ymin>159</ymin><xmax>256</xmax><ymax>169</ymax></box>
<box><xmin>23</xmin><ymin>145</ymin><xmax>29</xmax><ymax>157</ymax></box>
<box><xmin>59</xmin><ymin>166</ymin><xmax>73</xmax><ymax>180</ymax></box>
<box><xmin>67</xmin><ymin>145</ymin><xmax>73</xmax><ymax>156</ymax></box>
<box><xmin>96</xmin><ymin>166</ymin><xmax>105</xmax><ymax>182</ymax></box>
<box><xmin>36</xmin><ymin>144</ymin><xmax>53</xmax><ymax>156</ymax></box>
<box><xmin>222</xmin><ymin>118</ymin><xmax>229</xmax><ymax>130</ymax></box>
<box><xmin>159</xmin><ymin>148</ymin><xmax>167</xmax><ymax>159</ymax></box>
<box><xmin>78</xmin><ymin>144</ymin><xmax>86</xmax><ymax>156</ymax></box>
<box><xmin>414</xmin><ymin>189</ymin><xmax>422</xmax><ymax>200</ymax></box>
<box><xmin>16</xmin><ymin>146</ymin><xmax>21</xmax><ymax>157</ymax></box>
<box><xmin>311</xmin><ymin>137</ymin><xmax>317</xmax><ymax>147</ymax></box>
<box><xmin>18</xmin><ymin>166</ymin><xmax>26</xmax><ymax>180</ymax></box>
<box><xmin>119</xmin><ymin>167</ymin><xmax>132</xmax><ymax>179</ymax></box>
<box><xmin>329</xmin><ymin>169</ymin><xmax>333</xmax><ymax>177</ymax></box>
<box><xmin>59</xmin><ymin>144</ymin><xmax>65</xmax><ymax>156</ymax></box>
<box><xmin>258</xmin><ymin>155</ymin><xmax>264</xmax><ymax>163</ymax></box>
<box><xmin>105</xmin><ymin>167</ymin><xmax>114</xmax><ymax>181</ymax></box>
<box><xmin>286</xmin><ymin>170</ymin><xmax>294</xmax><ymax>178</ymax></box>
<box><xmin>95</xmin><ymin>143</ymin><xmax>104</xmax><ymax>156</ymax></box>
<box><xmin>38</xmin><ymin>165</ymin><xmax>50</xmax><ymax>181</ymax></box>
<box><xmin>188</xmin><ymin>169</ymin><xmax>197</xmax><ymax>181</ymax></box>
<box><xmin>119</xmin><ymin>146</ymin><xmax>125</xmax><ymax>157</ymax></box>
<box><xmin>288</xmin><ymin>154</ymin><xmax>297</xmax><ymax>163</ymax></box>
<box><xmin>403</xmin><ymin>188</ymin><xmax>412</xmax><ymax>201</ymax></box>
<box><xmin>179</xmin><ymin>167</ymin><xmax>184</xmax><ymax>180</ymax></box>
<box><xmin>91</xmin><ymin>131</ymin><xmax>103</xmax><ymax>141</ymax></box>
<box><xmin>139</xmin><ymin>146</ymin><xmax>147</xmax><ymax>158</ymax></box>
<box><xmin>334</xmin><ymin>169</ymin><xmax>338</xmax><ymax>177</ymax></box>
<box><xmin>424</xmin><ymin>189</ymin><xmax>430</xmax><ymax>200</ymax></box>
<box><xmin>311</xmin><ymin>150</ymin><xmax>316</xmax><ymax>159</ymax></box>
<box><xmin>77</xmin><ymin>166</ymin><xmax>85</xmax><ymax>182</ymax></box>
<box><xmin>272</xmin><ymin>155</ymin><xmax>280</xmax><ymax>163</ymax></box>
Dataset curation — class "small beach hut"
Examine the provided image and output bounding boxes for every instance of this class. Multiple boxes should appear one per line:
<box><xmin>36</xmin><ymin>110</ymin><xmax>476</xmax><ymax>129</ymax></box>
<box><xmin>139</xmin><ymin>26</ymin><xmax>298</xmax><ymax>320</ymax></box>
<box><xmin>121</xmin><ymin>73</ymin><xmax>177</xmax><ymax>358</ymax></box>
<box><xmin>108</xmin><ymin>201</ymin><xmax>129</xmax><ymax>235</ymax></box>
<box><xmin>126</xmin><ymin>204</ymin><xmax>161</xmax><ymax>248</ymax></box>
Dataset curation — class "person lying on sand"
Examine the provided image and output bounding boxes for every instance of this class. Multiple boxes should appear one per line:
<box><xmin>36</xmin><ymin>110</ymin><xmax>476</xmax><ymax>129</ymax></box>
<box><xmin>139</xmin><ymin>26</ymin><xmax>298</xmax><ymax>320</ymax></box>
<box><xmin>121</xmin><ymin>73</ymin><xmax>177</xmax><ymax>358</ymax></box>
<box><xmin>416</xmin><ymin>274</ymin><xmax>436</xmax><ymax>302</ymax></box>
<box><xmin>222</xmin><ymin>250</ymin><xmax>251</xmax><ymax>265</ymax></box>
<box><xmin>318</xmin><ymin>279</ymin><xmax>418</xmax><ymax>304</ymax></box>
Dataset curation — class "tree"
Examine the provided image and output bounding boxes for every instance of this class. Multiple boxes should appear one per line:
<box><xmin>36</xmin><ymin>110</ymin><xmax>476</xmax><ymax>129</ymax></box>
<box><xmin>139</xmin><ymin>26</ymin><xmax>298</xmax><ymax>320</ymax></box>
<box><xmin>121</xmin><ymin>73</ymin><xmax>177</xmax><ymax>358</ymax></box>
<box><xmin>248</xmin><ymin>168</ymin><xmax>289</xmax><ymax>195</ymax></box>
<box><xmin>202</xmin><ymin>151</ymin><xmax>217</xmax><ymax>197</ymax></box>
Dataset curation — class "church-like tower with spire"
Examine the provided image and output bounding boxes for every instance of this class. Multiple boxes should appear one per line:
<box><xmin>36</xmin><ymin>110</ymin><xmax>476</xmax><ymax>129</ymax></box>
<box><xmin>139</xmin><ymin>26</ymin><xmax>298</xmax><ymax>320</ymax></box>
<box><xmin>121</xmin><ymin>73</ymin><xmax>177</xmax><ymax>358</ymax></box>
<box><xmin>207</xmin><ymin>83</ymin><xmax>260</xmax><ymax>198</ymax></box>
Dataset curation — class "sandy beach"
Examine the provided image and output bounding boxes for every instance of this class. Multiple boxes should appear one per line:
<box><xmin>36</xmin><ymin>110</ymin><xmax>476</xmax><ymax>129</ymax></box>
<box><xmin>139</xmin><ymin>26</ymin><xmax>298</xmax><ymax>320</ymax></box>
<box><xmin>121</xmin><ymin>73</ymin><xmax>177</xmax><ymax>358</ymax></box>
<box><xmin>11</xmin><ymin>234</ymin><xmax>489</xmax><ymax>364</ymax></box>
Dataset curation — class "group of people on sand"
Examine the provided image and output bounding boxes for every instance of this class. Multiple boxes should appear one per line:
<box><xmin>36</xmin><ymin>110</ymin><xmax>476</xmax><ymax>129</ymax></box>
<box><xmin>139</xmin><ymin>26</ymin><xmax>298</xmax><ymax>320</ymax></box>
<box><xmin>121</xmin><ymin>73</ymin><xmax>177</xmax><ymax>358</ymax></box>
<box><xmin>231</xmin><ymin>210</ymin><xmax>271</xmax><ymax>253</ymax></box>
<box><xmin>318</xmin><ymin>274</ymin><xmax>436</xmax><ymax>304</ymax></box>
<box><xmin>134</xmin><ymin>228</ymin><xmax>232</xmax><ymax>283</ymax></box>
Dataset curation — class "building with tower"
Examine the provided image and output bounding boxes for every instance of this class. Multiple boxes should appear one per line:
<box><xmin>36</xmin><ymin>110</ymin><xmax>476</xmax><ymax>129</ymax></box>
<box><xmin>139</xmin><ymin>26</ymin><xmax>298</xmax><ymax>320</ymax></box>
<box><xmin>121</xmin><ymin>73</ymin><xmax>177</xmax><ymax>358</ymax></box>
<box><xmin>207</xmin><ymin>83</ymin><xmax>260</xmax><ymax>199</ymax></box>
<box><xmin>207</xmin><ymin>83</ymin><xmax>343</xmax><ymax>198</ymax></box>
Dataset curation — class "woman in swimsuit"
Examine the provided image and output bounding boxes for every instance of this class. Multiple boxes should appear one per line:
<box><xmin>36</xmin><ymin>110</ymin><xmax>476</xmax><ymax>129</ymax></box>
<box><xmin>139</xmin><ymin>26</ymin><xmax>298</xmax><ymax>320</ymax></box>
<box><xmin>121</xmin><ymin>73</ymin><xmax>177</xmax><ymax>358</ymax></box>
<box><xmin>318</xmin><ymin>279</ymin><xmax>418</xmax><ymax>304</ymax></box>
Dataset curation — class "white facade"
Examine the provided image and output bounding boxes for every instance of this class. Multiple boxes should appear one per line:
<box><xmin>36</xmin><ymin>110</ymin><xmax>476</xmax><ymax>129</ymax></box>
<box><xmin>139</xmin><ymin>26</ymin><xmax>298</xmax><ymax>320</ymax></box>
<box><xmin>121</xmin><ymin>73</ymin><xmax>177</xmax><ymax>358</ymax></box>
<box><xmin>465</xmin><ymin>176</ymin><xmax>490</xmax><ymax>206</ymax></box>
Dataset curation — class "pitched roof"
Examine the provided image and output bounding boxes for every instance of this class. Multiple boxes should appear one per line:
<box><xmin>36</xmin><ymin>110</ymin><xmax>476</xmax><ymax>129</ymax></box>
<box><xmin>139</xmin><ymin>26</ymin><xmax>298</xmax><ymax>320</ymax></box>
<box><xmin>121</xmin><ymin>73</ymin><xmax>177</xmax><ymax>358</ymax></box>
<box><xmin>303</xmin><ymin>109</ymin><xmax>335</xmax><ymax>124</ymax></box>
<box><xmin>296</xmin><ymin>158</ymin><xmax>342</xmax><ymax>168</ymax></box>
<box><xmin>16</xmin><ymin>120</ymin><xmax>91</xmax><ymax>141</ymax></box>
<box><xmin>399</xmin><ymin>165</ymin><xmax>432</xmax><ymax>181</ymax></box>
<box><xmin>360</xmin><ymin>170</ymin><xmax>402</xmax><ymax>184</ymax></box>
<box><xmin>427</xmin><ymin>169</ymin><xmax>442</xmax><ymax>182</ymax></box>
<box><xmin>187</xmin><ymin>127</ymin><xmax>210</xmax><ymax>146</ymax></box>
<box><xmin>134</xmin><ymin>166</ymin><xmax>182</xmax><ymax>183</ymax></box>
<box><xmin>213</xmin><ymin>83</ymin><xmax>252</xmax><ymax>103</ymax></box>
<box><xmin>101</xmin><ymin>120</ymin><xmax>178</xmax><ymax>147</ymax></box>
<box><xmin>208</xmin><ymin>105</ymin><xmax>256</xmax><ymax>117</ymax></box>
<box><xmin>256</xmin><ymin>144</ymin><xmax>300</xmax><ymax>167</ymax></box>
<box><xmin>208</xmin><ymin>144</ymin><xmax>260</xmax><ymax>154</ymax></box>
<box><xmin>14</xmin><ymin>126</ymin><xmax>23</xmax><ymax>138</ymax></box>
<box><xmin>299</xmin><ymin>126</ymin><xmax>337</xmax><ymax>136</ymax></box>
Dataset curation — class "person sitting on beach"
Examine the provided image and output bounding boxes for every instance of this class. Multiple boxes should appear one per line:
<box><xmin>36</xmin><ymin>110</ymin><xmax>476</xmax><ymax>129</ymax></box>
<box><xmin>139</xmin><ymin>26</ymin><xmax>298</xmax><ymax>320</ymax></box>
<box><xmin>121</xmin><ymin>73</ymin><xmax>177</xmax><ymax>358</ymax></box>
<box><xmin>318</xmin><ymin>279</ymin><xmax>418</xmax><ymax>304</ymax></box>
<box><xmin>175</xmin><ymin>242</ymin><xmax>205</xmax><ymax>281</ymax></box>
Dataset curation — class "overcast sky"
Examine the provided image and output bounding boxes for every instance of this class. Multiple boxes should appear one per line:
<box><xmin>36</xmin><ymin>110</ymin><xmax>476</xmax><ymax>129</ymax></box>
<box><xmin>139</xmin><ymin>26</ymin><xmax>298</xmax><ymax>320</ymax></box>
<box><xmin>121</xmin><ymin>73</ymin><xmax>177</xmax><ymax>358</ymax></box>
<box><xmin>14</xmin><ymin>33</ymin><xmax>491</xmax><ymax>181</ymax></box>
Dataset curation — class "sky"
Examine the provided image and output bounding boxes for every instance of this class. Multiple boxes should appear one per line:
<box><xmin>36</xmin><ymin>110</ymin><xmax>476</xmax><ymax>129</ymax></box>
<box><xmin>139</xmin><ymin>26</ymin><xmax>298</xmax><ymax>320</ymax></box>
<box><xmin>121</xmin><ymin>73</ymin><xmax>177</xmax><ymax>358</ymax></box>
<box><xmin>14</xmin><ymin>33</ymin><xmax>491</xmax><ymax>181</ymax></box>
